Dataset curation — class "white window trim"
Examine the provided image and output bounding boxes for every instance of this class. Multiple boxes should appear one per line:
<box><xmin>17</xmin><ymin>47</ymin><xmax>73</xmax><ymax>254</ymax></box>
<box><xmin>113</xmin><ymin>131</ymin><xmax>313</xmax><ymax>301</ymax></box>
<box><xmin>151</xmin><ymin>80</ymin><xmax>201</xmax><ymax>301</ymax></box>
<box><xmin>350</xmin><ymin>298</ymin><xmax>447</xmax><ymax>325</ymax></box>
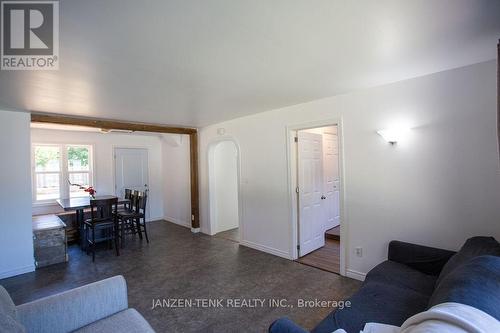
<box><xmin>32</xmin><ymin>143</ymin><xmax>95</xmax><ymax>205</ymax></box>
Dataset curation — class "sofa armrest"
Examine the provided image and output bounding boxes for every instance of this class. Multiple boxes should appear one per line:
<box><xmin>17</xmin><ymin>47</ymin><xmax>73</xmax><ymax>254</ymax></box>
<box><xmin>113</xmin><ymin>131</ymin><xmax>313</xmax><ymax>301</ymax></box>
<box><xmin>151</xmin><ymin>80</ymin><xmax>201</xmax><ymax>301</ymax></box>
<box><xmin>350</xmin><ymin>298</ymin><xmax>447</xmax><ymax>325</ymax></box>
<box><xmin>16</xmin><ymin>275</ymin><xmax>128</xmax><ymax>333</ymax></box>
<box><xmin>269</xmin><ymin>317</ymin><xmax>309</xmax><ymax>333</ymax></box>
<box><xmin>388</xmin><ymin>241</ymin><xmax>456</xmax><ymax>276</ymax></box>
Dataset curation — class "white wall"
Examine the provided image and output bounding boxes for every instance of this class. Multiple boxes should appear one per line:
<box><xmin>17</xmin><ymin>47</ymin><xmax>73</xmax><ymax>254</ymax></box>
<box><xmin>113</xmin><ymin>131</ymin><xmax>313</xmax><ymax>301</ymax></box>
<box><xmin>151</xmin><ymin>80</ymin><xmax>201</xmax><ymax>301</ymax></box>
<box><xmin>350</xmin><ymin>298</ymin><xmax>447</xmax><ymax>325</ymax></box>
<box><xmin>0</xmin><ymin>111</ymin><xmax>35</xmax><ymax>278</ymax></box>
<box><xmin>211</xmin><ymin>141</ymin><xmax>239</xmax><ymax>233</ymax></box>
<box><xmin>198</xmin><ymin>60</ymin><xmax>500</xmax><ymax>278</ymax></box>
<box><xmin>31</xmin><ymin>129</ymin><xmax>164</xmax><ymax>220</ymax></box>
<box><xmin>161</xmin><ymin>134</ymin><xmax>192</xmax><ymax>228</ymax></box>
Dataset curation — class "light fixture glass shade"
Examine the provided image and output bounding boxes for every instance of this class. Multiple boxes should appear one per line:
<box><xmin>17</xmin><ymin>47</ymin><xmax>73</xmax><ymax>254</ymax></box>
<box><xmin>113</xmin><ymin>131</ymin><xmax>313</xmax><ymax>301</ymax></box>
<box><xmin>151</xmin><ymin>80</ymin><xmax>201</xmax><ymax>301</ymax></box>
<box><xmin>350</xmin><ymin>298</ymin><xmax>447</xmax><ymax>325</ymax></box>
<box><xmin>377</xmin><ymin>127</ymin><xmax>410</xmax><ymax>144</ymax></box>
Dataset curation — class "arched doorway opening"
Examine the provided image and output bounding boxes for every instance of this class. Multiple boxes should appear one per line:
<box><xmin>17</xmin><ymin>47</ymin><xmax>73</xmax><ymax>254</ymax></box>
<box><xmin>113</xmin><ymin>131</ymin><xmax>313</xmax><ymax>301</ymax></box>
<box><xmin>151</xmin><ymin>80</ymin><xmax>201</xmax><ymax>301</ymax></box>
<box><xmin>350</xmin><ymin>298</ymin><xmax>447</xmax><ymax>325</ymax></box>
<box><xmin>208</xmin><ymin>140</ymin><xmax>240</xmax><ymax>242</ymax></box>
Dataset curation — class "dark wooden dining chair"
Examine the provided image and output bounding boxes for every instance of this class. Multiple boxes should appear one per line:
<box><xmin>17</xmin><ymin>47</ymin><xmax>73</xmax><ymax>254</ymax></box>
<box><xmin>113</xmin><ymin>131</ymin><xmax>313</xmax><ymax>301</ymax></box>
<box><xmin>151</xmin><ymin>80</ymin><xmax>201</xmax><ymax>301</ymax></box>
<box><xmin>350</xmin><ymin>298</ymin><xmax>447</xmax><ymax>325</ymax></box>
<box><xmin>116</xmin><ymin>190</ymin><xmax>149</xmax><ymax>245</ymax></box>
<box><xmin>84</xmin><ymin>197</ymin><xmax>119</xmax><ymax>261</ymax></box>
<box><xmin>116</xmin><ymin>190</ymin><xmax>139</xmax><ymax>247</ymax></box>
<box><xmin>134</xmin><ymin>191</ymin><xmax>149</xmax><ymax>243</ymax></box>
<box><xmin>116</xmin><ymin>188</ymin><xmax>133</xmax><ymax>213</ymax></box>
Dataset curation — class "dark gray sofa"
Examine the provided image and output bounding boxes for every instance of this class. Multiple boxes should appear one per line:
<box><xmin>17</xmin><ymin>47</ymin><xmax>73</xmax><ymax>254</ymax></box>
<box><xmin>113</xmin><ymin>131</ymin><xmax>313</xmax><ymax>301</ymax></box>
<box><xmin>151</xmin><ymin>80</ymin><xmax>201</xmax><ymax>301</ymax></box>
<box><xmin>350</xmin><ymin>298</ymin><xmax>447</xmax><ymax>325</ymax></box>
<box><xmin>269</xmin><ymin>236</ymin><xmax>500</xmax><ymax>333</ymax></box>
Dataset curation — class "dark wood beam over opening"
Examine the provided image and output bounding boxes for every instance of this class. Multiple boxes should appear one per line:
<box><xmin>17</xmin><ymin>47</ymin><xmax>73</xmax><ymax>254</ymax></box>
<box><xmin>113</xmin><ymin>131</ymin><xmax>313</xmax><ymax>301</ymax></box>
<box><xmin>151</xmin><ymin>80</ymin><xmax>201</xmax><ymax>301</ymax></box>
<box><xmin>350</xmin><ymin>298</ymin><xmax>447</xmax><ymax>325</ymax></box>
<box><xmin>31</xmin><ymin>113</ymin><xmax>197</xmax><ymax>135</ymax></box>
<box><xmin>31</xmin><ymin>112</ymin><xmax>201</xmax><ymax>230</ymax></box>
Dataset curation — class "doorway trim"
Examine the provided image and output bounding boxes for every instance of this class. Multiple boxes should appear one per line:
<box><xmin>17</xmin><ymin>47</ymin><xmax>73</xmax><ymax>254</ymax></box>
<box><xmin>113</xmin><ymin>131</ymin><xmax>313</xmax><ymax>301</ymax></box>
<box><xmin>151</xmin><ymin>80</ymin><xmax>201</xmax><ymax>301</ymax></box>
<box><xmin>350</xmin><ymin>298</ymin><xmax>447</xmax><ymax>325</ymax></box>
<box><xmin>30</xmin><ymin>112</ymin><xmax>201</xmax><ymax>230</ymax></box>
<box><xmin>207</xmin><ymin>137</ymin><xmax>243</xmax><ymax>241</ymax></box>
<box><xmin>286</xmin><ymin>118</ymin><xmax>347</xmax><ymax>276</ymax></box>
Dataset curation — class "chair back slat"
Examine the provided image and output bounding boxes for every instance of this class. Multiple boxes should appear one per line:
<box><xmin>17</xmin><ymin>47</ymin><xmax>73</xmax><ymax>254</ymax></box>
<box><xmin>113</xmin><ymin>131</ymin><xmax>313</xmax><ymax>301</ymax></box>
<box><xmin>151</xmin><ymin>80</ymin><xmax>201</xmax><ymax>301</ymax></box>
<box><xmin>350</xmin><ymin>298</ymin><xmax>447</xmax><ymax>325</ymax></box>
<box><xmin>123</xmin><ymin>189</ymin><xmax>132</xmax><ymax>209</ymax></box>
<box><xmin>136</xmin><ymin>191</ymin><xmax>148</xmax><ymax>213</ymax></box>
<box><xmin>90</xmin><ymin>197</ymin><xmax>118</xmax><ymax>222</ymax></box>
<box><xmin>129</xmin><ymin>190</ymin><xmax>139</xmax><ymax>211</ymax></box>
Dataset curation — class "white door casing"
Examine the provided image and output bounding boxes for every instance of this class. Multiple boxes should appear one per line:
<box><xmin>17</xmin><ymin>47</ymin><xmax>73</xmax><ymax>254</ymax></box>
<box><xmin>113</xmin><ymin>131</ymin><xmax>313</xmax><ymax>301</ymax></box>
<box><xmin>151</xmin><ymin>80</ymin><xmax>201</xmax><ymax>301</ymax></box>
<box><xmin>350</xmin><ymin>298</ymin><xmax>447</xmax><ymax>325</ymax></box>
<box><xmin>298</xmin><ymin>131</ymin><xmax>325</xmax><ymax>256</ymax></box>
<box><xmin>323</xmin><ymin>131</ymin><xmax>340</xmax><ymax>230</ymax></box>
<box><xmin>114</xmin><ymin>148</ymin><xmax>149</xmax><ymax>218</ymax></box>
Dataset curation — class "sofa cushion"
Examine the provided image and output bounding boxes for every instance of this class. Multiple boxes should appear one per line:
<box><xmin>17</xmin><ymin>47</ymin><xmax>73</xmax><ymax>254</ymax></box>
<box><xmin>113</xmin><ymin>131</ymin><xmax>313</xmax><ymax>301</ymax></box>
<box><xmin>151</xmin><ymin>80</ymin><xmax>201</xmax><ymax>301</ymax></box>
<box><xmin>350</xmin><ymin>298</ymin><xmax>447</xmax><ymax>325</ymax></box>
<box><xmin>436</xmin><ymin>236</ymin><xmax>500</xmax><ymax>286</ymax></box>
<box><xmin>0</xmin><ymin>286</ymin><xmax>25</xmax><ymax>333</ymax></box>
<box><xmin>311</xmin><ymin>282</ymin><xmax>429</xmax><ymax>333</ymax></box>
<box><xmin>429</xmin><ymin>255</ymin><xmax>500</xmax><ymax>321</ymax></box>
<box><xmin>388</xmin><ymin>241</ymin><xmax>456</xmax><ymax>276</ymax></box>
<box><xmin>73</xmin><ymin>308</ymin><xmax>155</xmax><ymax>333</ymax></box>
<box><xmin>365</xmin><ymin>260</ymin><xmax>437</xmax><ymax>296</ymax></box>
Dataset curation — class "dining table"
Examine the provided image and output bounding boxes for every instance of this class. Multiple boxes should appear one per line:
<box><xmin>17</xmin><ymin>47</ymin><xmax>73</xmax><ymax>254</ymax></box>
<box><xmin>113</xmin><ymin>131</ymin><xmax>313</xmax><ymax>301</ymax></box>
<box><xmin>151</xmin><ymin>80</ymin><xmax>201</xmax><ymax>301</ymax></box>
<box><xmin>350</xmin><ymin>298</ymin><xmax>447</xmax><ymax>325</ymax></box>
<box><xmin>56</xmin><ymin>195</ymin><xmax>130</xmax><ymax>249</ymax></box>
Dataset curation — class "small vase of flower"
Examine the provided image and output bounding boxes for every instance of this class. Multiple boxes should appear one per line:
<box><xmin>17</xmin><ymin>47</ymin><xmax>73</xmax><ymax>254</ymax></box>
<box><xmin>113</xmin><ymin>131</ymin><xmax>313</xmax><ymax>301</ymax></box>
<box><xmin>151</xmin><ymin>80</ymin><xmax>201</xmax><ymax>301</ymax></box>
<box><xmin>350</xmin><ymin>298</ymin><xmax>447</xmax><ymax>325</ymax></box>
<box><xmin>85</xmin><ymin>187</ymin><xmax>96</xmax><ymax>199</ymax></box>
<box><xmin>68</xmin><ymin>180</ymin><xmax>96</xmax><ymax>199</ymax></box>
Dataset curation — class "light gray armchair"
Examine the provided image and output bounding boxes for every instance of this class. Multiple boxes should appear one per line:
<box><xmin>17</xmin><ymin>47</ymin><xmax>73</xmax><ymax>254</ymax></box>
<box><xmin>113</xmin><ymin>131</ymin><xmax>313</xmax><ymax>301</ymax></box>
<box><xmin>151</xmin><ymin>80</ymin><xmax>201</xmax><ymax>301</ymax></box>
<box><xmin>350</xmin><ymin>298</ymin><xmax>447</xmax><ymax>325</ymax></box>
<box><xmin>0</xmin><ymin>275</ymin><xmax>155</xmax><ymax>333</ymax></box>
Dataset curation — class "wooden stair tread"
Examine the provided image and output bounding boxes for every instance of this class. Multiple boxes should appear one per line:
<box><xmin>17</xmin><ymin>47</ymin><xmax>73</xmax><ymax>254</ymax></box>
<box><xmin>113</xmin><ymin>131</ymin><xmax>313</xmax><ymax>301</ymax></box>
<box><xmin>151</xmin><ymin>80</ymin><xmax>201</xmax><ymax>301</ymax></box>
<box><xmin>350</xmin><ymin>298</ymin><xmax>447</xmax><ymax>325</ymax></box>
<box><xmin>325</xmin><ymin>226</ymin><xmax>340</xmax><ymax>240</ymax></box>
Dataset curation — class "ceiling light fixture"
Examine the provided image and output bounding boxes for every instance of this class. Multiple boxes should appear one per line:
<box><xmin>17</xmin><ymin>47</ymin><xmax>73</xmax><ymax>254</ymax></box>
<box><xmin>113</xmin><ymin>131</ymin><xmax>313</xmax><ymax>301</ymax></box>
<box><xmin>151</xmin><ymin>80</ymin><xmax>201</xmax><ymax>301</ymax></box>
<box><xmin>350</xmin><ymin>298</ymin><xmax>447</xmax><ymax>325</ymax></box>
<box><xmin>100</xmin><ymin>128</ymin><xmax>135</xmax><ymax>134</ymax></box>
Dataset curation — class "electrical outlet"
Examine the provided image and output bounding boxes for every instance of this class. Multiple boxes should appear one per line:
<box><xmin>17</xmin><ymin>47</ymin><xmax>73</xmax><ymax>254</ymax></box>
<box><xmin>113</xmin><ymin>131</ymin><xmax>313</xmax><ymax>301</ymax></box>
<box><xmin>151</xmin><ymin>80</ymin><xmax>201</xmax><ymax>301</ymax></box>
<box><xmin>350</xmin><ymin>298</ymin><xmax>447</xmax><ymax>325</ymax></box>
<box><xmin>355</xmin><ymin>247</ymin><xmax>363</xmax><ymax>257</ymax></box>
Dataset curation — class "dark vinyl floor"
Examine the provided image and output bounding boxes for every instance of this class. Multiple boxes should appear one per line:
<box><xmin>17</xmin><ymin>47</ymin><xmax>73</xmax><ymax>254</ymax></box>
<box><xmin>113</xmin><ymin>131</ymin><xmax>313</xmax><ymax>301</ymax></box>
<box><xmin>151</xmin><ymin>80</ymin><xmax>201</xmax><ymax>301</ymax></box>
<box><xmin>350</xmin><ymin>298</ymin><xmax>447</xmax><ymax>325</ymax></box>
<box><xmin>0</xmin><ymin>221</ymin><xmax>360</xmax><ymax>333</ymax></box>
<box><xmin>214</xmin><ymin>227</ymin><xmax>240</xmax><ymax>243</ymax></box>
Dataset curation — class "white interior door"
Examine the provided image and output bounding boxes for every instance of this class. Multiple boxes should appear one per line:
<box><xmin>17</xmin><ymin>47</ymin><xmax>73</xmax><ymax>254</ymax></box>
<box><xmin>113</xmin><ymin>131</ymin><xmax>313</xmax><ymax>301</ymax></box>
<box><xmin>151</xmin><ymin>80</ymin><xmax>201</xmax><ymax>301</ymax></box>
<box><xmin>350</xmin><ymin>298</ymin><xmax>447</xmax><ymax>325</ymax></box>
<box><xmin>114</xmin><ymin>148</ymin><xmax>149</xmax><ymax>216</ymax></box>
<box><xmin>298</xmin><ymin>131</ymin><xmax>325</xmax><ymax>256</ymax></box>
<box><xmin>323</xmin><ymin>131</ymin><xmax>340</xmax><ymax>230</ymax></box>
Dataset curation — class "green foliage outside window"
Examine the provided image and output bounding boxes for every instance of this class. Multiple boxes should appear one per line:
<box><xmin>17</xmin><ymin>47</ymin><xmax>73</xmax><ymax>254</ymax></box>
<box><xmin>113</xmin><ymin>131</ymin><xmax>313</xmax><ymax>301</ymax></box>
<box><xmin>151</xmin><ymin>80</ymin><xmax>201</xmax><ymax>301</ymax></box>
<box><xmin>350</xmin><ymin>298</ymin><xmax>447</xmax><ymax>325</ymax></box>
<box><xmin>68</xmin><ymin>147</ymin><xmax>89</xmax><ymax>169</ymax></box>
<box><xmin>35</xmin><ymin>146</ymin><xmax>60</xmax><ymax>170</ymax></box>
<box><xmin>35</xmin><ymin>146</ymin><xmax>89</xmax><ymax>170</ymax></box>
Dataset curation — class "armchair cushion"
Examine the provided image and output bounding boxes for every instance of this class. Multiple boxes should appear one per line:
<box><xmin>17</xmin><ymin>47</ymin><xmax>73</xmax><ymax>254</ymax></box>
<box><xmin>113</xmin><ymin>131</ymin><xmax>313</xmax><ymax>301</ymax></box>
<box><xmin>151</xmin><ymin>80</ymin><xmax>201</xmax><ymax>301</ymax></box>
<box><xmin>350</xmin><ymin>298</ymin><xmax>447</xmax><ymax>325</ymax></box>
<box><xmin>0</xmin><ymin>286</ymin><xmax>25</xmax><ymax>333</ymax></box>
<box><xmin>16</xmin><ymin>275</ymin><xmax>128</xmax><ymax>333</ymax></box>
<box><xmin>0</xmin><ymin>312</ymin><xmax>25</xmax><ymax>333</ymax></box>
<box><xmin>74</xmin><ymin>308</ymin><xmax>154</xmax><ymax>333</ymax></box>
<box><xmin>0</xmin><ymin>285</ymin><xmax>16</xmax><ymax>319</ymax></box>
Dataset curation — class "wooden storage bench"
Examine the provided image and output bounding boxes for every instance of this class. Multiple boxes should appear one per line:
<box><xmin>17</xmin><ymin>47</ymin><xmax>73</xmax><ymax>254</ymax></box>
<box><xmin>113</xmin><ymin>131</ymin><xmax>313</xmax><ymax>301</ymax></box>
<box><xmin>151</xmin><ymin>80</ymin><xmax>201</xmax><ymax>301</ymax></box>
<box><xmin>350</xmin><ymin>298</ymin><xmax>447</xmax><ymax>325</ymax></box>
<box><xmin>33</xmin><ymin>215</ymin><xmax>68</xmax><ymax>268</ymax></box>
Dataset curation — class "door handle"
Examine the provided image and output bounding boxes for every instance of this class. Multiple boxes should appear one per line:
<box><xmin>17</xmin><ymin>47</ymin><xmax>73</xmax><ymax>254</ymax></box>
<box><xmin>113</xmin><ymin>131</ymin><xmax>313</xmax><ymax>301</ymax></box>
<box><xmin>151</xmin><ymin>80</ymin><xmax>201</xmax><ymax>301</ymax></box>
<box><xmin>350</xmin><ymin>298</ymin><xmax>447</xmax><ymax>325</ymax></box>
<box><xmin>321</xmin><ymin>195</ymin><xmax>326</xmax><ymax>200</ymax></box>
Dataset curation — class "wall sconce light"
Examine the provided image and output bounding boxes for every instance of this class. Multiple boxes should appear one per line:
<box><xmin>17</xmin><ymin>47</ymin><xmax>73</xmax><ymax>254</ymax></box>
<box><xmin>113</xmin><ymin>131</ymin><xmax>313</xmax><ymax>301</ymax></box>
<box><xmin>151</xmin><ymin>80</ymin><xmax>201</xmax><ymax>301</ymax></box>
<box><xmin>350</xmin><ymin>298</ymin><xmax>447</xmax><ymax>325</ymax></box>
<box><xmin>377</xmin><ymin>127</ymin><xmax>410</xmax><ymax>145</ymax></box>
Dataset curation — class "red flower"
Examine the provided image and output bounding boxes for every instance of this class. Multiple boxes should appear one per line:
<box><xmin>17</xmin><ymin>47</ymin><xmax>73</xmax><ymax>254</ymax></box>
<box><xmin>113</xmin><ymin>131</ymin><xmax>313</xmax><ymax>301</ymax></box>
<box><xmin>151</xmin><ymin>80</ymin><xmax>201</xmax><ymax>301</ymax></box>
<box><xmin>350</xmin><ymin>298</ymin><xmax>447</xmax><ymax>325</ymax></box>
<box><xmin>84</xmin><ymin>187</ymin><xmax>96</xmax><ymax>196</ymax></box>
<box><xmin>69</xmin><ymin>181</ymin><xmax>96</xmax><ymax>196</ymax></box>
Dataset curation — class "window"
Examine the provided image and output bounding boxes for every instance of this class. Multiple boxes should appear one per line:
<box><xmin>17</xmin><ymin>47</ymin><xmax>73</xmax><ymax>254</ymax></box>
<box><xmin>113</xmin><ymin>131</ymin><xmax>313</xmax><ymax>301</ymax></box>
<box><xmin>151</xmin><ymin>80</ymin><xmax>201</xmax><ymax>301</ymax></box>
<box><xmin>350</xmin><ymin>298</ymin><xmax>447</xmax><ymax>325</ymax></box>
<box><xmin>67</xmin><ymin>146</ymin><xmax>91</xmax><ymax>198</ymax></box>
<box><xmin>33</xmin><ymin>144</ymin><xmax>93</xmax><ymax>203</ymax></box>
<box><xmin>34</xmin><ymin>145</ymin><xmax>61</xmax><ymax>201</ymax></box>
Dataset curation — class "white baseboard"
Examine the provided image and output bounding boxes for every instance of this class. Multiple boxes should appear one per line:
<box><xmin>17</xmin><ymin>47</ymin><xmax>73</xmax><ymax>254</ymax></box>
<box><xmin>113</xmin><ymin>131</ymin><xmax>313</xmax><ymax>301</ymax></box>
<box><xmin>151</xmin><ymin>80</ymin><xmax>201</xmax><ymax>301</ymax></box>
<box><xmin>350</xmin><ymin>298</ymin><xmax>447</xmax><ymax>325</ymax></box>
<box><xmin>203</xmin><ymin>228</ymin><xmax>215</xmax><ymax>236</ymax></box>
<box><xmin>0</xmin><ymin>264</ymin><xmax>35</xmax><ymax>279</ymax></box>
<box><xmin>346</xmin><ymin>269</ymin><xmax>366</xmax><ymax>281</ymax></box>
<box><xmin>146</xmin><ymin>216</ymin><xmax>164</xmax><ymax>223</ymax></box>
<box><xmin>191</xmin><ymin>228</ymin><xmax>201</xmax><ymax>233</ymax></box>
<box><xmin>163</xmin><ymin>216</ymin><xmax>191</xmax><ymax>228</ymax></box>
<box><xmin>240</xmin><ymin>240</ymin><xmax>293</xmax><ymax>260</ymax></box>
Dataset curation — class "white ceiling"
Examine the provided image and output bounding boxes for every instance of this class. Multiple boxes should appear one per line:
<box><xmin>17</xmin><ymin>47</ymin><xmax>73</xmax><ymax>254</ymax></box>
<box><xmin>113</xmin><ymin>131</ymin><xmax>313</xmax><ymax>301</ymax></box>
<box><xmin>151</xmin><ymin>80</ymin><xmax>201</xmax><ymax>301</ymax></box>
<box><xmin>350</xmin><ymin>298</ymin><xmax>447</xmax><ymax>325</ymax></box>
<box><xmin>1</xmin><ymin>0</ymin><xmax>499</xmax><ymax>127</ymax></box>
